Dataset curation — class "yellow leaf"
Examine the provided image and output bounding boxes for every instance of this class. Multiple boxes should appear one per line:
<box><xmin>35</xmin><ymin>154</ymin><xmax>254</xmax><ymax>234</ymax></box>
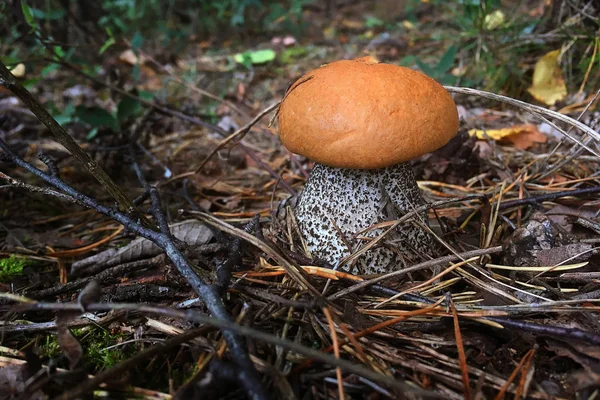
<box><xmin>9</xmin><ymin>63</ymin><xmax>25</xmax><ymax>78</ymax></box>
<box><xmin>483</xmin><ymin>10</ymin><xmax>505</xmax><ymax>30</ymax></box>
<box><xmin>401</xmin><ymin>20</ymin><xmax>415</xmax><ymax>29</ymax></box>
<box><xmin>527</xmin><ymin>49</ymin><xmax>567</xmax><ymax>106</ymax></box>
<box><xmin>468</xmin><ymin>124</ymin><xmax>543</xmax><ymax>142</ymax></box>
<box><xmin>341</xmin><ymin>19</ymin><xmax>364</xmax><ymax>30</ymax></box>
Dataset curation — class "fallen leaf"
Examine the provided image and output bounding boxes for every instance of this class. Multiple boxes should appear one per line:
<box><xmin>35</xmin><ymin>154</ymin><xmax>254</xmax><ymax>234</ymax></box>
<box><xmin>341</xmin><ymin>19</ymin><xmax>364</xmax><ymax>30</ymax></box>
<box><xmin>484</xmin><ymin>10</ymin><xmax>505</xmax><ymax>30</ymax></box>
<box><xmin>71</xmin><ymin>220</ymin><xmax>214</xmax><ymax>274</ymax></box>
<box><xmin>119</xmin><ymin>49</ymin><xmax>145</xmax><ymax>66</ymax></box>
<box><xmin>505</xmin><ymin>125</ymin><xmax>548</xmax><ymax>149</ymax></box>
<box><xmin>538</xmin><ymin>174</ymin><xmax>568</xmax><ymax>184</ymax></box>
<box><xmin>0</xmin><ymin>363</ymin><xmax>45</xmax><ymax>399</ymax></box>
<box><xmin>233</xmin><ymin>49</ymin><xmax>276</xmax><ymax>65</ymax></box>
<box><xmin>9</xmin><ymin>63</ymin><xmax>26</xmax><ymax>78</ymax></box>
<box><xmin>468</xmin><ymin>124</ymin><xmax>547</xmax><ymax>149</ymax></box>
<box><xmin>56</xmin><ymin>313</ymin><xmax>83</xmax><ymax>369</ymax></box>
<box><xmin>527</xmin><ymin>49</ymin><xmax>567</xmax><ymax>106</ymax></box>
<box><xmin>401</xmin><ymin>20</ymin><xmax>415</xmax><ymax>30</ymax></box>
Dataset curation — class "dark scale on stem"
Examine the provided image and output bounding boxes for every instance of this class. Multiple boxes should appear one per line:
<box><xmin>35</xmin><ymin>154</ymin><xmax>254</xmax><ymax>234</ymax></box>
<box><xmin>295</xmin><ymin>162</ymin><xmax>435</xmax><ymax>274</ymax></box>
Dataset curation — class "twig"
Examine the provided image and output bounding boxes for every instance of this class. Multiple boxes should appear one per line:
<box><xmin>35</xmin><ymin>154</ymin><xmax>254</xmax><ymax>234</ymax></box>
<box><xmin>0</xmin><ymin>61</ymin><xmax>136</xmax><ymax>213</ymax></box>
<box><xmin>5</xmin><ymin>298</ymin><xmax>440</xmax><ymax>398</ymax></box>
<box><xmin>191</xmin><ymin>102</ymin><xmax>281</xmax><ymax>175</ymax></box>
<box><xmin>323</xmin><ymin>306</ymin><xmax>345</xmax><ymax>400</ymax></box>
<box><xmin>328</xmin><ymin>246</ymin><xmax>504</xmax><ymax>301</ymax></box>
<box><xmin>485</xmin><ymin>317</ymin><xmax>600</xmax><ymax>344</ymax></box>
<box><xmin>217</xmin><ymin>215</ymin><xmax>260</xmax><ymax>292</ymax></box>
<box><xmin>449</xmin><ymin>297</ymin><xmax>471</xmax><ymax>400</ymax></box>
<box><xmin>0</xmin><ymin>139</ymin><xmax>267</xmax><ymax>400</ymax></box>
<box><xmin>0</xmin><ymin>170</ymin><xmax>80</xmax><ymax>205</ymax></box>
<box><xmin>498</xmin><ymin>185</ymin><xmax>600</xmax><ymax>209</ymax></box>
<box><xmin>27</xmin><ymin>256</ymin><xmax>163</xmax><ymax>298</ymax></box>
<box><xmin>51</xmin><ymin>59</ymin><xmax>293</xmax><ymax>193</ymax></box>
<box><xmin>445</xmin><ymin>86</ymin><xmax>600</xmax><ymax>144</ymax></box>
<box><xmin>55</xmin><ymin>328</ymin><xmax>211</xmax><ymax>400</ymax></box>
<box><xmin>188</xmin><ymin>210</ymin><xmax>322</xmax><ymax>296</ymax></box>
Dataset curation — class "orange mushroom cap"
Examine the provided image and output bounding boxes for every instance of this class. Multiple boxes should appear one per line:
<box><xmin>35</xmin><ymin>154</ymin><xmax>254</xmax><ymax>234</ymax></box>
<box><xmin>278</xmin><ymin>56</ymin><xmax>459</xmax><ymax>169</ymax></box>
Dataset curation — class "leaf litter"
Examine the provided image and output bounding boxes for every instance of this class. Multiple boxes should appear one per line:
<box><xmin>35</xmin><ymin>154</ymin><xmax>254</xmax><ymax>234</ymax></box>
<box><xmin>1</xmin><ymin>4</ymin><xmax>600</xmax><ymax>400</ymax></box>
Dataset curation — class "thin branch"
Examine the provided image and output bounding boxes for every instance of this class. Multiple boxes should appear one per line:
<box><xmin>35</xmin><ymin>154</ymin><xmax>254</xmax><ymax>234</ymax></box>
<box><xmin>328</xmin><ymin>246</ymin><xmax>504</xmax><ymax>301</ymax></box>
<box><xmin>498</xmin><ymin>185</ymin><xmax>600</xmax><ymax>209</ymax></box>
<box><xmin>0</xmin><ymin>139</ymin><xmax>267</xmax><ymax>400</ymax></box>
<box><xmin>55</xmin><ymin>328</ymin><xmax>211</xmax><ymax>400</ymax></box>
<box><xmin>445</xmin><ymin>86</ymin><xmax>600</xmax><ymax>153</ymax></box>
<box><xmin>0</xmin><ymin>170</ymin><xmax>80</xmax><ymax>205</ymax></box>
<box><xmin>217</xmin><ymin>214</ymin><xmax>260</xmax><ymax>292</ymax></box>
<box><xmin>50</xmin><ymin>59</ymin><xmax>293</xmax><ymax>193</ymax></box>
<box><xmin>6</xmin><ymin>298</ymin><xmax>439</xmax><ymax>398</ymax></box>
<box><xmin>0</xmin><ymin>61</ymin><xmax>136</xmax><ymax>213</ymax></box>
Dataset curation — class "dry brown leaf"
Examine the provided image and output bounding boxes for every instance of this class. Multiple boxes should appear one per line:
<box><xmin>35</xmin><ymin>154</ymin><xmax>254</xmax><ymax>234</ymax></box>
<box><xmin>504</xmin><ymin>125</ymin><xmax>548</xmax><ymax>149</ymax></box>
<box><xmin>56</xmin><ymin>313</ymin><xmax>83</xmax><ymax>369</ymax></box>
<box><xmin>71</xmin><ymin>220</ymin><xmax>213</xmax><ymax>273</ymax></box>
<box><xmin>119</xmin><ymin>49</ymin><xmax>145</xmax><ymax>66</ymax></box>
<box><xmin>0</xmin><ymin>363</ymin><xmax>45</xmax><ymax>399</ymax></box>
<box><xmin>341</xmin><ymin>19</ymin><xmax>364</xmax><ymax>30</ymax></box>
<box><xmin>468</xmin><ymin>124</ymin><xmax>547</xmax><ymax>149</ymax></box>
<box><xmin>527</xmin><ymin>49</ymin><xmax>567</xmax><ymax>106</ymax></box>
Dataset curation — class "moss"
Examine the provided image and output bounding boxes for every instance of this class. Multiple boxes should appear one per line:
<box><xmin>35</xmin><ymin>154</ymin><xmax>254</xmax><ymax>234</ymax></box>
<box><xmin>0</xmin><ymin>255</ymin><xmax>26</xmax><ymax>282</ymax></box>
<box><xmin>77</xmin><ymin>328</ymin><xmax>130</xmax><ymax>370</ymax></box>
<box><xmin>40</xmin><ymin>328</ymin><xmax>132</xmax><ymax>371</ymax></box>
<box><xmin>40</xmin><ymin>334</ymin><xmax>61</xmax><ymax>358</ymax></box>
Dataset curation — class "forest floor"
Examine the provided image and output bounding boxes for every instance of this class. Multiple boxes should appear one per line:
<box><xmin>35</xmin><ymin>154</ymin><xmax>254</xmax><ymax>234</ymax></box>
<box><xmin>1</xmin><ymin>1</ymin><xmax>600</xmax><ymax>399</ymax></box>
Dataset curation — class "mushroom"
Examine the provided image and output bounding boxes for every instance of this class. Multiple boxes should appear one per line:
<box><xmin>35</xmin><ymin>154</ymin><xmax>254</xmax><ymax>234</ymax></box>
<box><xmin>278</xmin><ymin>56</ymin><xmax>459</xmax><ymax>274</ymax></box>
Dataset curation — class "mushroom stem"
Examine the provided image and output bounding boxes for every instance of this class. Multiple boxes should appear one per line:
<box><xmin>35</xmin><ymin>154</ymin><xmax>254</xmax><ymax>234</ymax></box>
<box><xmin>295</xmin><ymin>162</ymin><xmax>435</xmax><ymax>274</ymax></box>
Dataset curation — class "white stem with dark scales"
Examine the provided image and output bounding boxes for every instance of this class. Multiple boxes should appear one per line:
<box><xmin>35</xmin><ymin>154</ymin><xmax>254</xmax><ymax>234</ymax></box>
<box><xmin>295</xmin><ymin>162</ymin><xmax>435</xmax><ymax>274</ymax></box>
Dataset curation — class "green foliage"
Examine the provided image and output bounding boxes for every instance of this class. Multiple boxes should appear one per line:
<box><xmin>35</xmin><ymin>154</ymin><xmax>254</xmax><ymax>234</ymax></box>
<box><xmin>0</xmin><ymin>255</ymin><xmax>26</xmax><ymax>282</ymax></box>
<box><xmin>364</xmin><ymin>16</ymin><xmax>385</xmax><ymax>29</ymax></box>
<box><xmin>91</xmin><ymin>0</ymin><xmax>312</xmax><ymax>37</ymax></box>
<box><xmin>75</xmin><ymin>106</ymin><xmax>120</xmax><ymax>134</ymax></box>
<box><xmin>40</xmin><ymin>327</ymin><xmax>130</xmax><ymax>370</ymax></box>
<box><xmin>455</xmin><ymin>0</ymin><xmax>502</xmax><ymax>32</ymax></box>
<box><xmin>278</xmin><ymin>46</ymin><xmax>310</xmax><ymax>64</ymax></box>
<box><xmin>68</xmin><ymin>96</ymin><xmax>142</xmax><ymax>139</ymax></box>
<box><xmin>404</xmin><ymin>0</ymin><xmax>599</xmax><ymax>93</ymax></box>
<box><xmin>234</xmin><ymin>49</ymin><xmax>277</xmax><ymax>68</ymax></box>
<box><xmin>80</xmin><ymin>329</ymin><xmax>128</xmax><ymax>370</ymax></box>
<box><xmin>20</xmin><ymin>0</ymin><xmax>36</xmax><ymax>30</ymax></box>
<box><xmin>414</xmin><ymin>45</ymin><xmax>458</xmax><ymax>85</ymax></box>
<box><xmin>40</xmin><ymin>335</ymin><xmax>61</xmax><ymax>358</ymax></box>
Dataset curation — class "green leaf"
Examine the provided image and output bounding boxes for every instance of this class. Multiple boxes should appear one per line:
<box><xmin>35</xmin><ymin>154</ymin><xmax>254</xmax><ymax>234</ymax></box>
<box><xmin>86</xmin><ymin>127</ymin><xmax>99</xmax><ymax>140</ymax></box>
<box><xmin>20</xmin><ymin>0</ymin><xmax>36</xmax><ymax>28</ymax></box>
<box><xmin>138</xmin><ymin>90</ymin><xmax>155</xmax><ymax>101</ymax></box>
<box><xmin>437</xmin><ymin>45</ymin><xmax>458</xmax><ymax>73</ymax></box>
<box><xmin>234</xmin><ymin>49</ymin><xmax>276</xmax><ymax>66</ymax></box>
<box><xmin>53</xmin><ymin>46</ymin><xmax>65</xmax><ymax>58</ymax></box>
<box><xmin>398</xmin><ymin>55</ymin><xmax>417</xmax><ymax>67</ymax></box>
<box><xmin>31</xmin><ymin>7</ymin><xmax>65</xmax><ymax>20</ymax></box>
<box><xmin>53</xmin><ymin>102</ymin><xmax>75</xmax><ymax>125</ymax></box>
<box><xmin>415</xmin><ymin>59</ymin><xmax>437</xmax><ymax>77</ymax></box>
<box><xmin>278</xmin><ymin>47</ymin><xmax>308</xmax><ymax>64</ymax></box>
<box><xmin>74</xmin><ymin>106</ymin><xmax>119</xmax><ymax>132</ymax></box>
<box><xmin>117</xmin><ymin>97</ymin><xmax>141</xmax><ymax>123</ymax></box>
<box><xmin>99</xmin><ymin>37</ymin><xmax>116</xmax><ymax>55</ymax></box>
<box><xmin>365</xmin><ymin>16</ymin><xmax>384</xmax><ymax>28</ymax></box>
<box><xmin>40</xmin><ymin>63</ymin><xmax>60</xmax><ymax>78</ymax></box>
<box><xmin>131</xmin><ymin>32</ymin><xmax>144</xmax><ymax>50</ymax></box>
